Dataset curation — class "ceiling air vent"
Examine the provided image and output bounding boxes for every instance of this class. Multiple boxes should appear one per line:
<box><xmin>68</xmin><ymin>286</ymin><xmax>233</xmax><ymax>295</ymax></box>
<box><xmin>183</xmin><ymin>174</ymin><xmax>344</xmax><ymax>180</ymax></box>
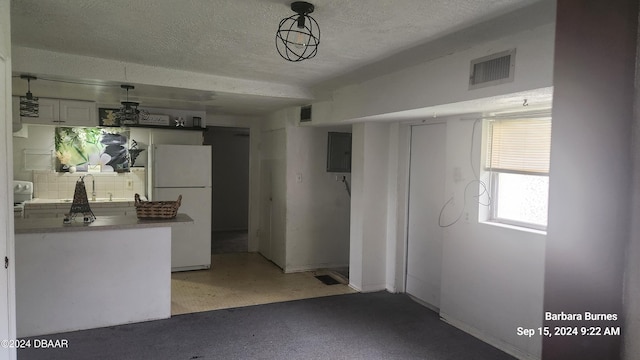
<box><xmin>300</xmin><ymin>105</ymin><xmax>312</xmax><ymax>123</ymax></box>
<box><xmin>469</xmin><ymin>49</ymin><xmax>516</xmax><ymax>90</ymax></box>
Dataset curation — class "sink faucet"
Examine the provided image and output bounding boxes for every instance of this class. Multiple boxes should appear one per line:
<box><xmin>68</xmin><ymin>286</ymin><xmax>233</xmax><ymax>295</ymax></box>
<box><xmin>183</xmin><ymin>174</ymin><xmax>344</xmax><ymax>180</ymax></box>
<box><xmin>83</xmin><ymin>174</ymin><xmax>96</xmax><ymax>201</ymax></box>
<box><xmin>108</xmin><ymin>192</ymin><xmax>113</xmax><ymax>201</ymax></box>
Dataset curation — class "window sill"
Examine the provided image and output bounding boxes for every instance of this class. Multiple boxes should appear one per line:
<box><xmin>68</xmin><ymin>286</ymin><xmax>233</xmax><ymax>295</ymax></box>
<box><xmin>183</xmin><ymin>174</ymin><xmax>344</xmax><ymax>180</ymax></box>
<box><xmin>480</xmin><ymin>220</ymin><xmax>547</xmax><ymax>236</ymax></box>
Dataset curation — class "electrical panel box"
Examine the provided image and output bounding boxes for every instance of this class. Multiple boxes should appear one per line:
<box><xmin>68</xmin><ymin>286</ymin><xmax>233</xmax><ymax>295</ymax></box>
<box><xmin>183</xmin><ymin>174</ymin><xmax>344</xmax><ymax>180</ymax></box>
<box><xmin>326</xmin><ymin>132</ymin><xmax>352</xmax><ymax>173</ymax></box>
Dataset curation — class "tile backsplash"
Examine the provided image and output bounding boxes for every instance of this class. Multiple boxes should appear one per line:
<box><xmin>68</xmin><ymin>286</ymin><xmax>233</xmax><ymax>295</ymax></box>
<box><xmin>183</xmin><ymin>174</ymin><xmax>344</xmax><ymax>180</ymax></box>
<box><xmin>33</xmin><ymin>168</ymin><xmax>146</xmax><ymax>200</ymax></box>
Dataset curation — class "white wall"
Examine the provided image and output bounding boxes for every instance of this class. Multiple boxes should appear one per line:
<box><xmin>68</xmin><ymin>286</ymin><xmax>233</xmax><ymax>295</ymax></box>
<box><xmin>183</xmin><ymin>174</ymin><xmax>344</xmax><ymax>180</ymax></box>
<box><xmin>349</xmin><ymin>122</ymin><xmax>391</xmax><ymax>292</ymax></box>
<box><xmin>543</xmin><ymin>1</ymin><xmax>635</xmax><ymax>357</ymax></box>
<box><xmin>385</xmin><ymin>117</ymin><xmax>546</xmax><ymax>359</ymax></box>
<box><xmin>384</xmin><ymin>122</ymin><xmax>403</xmax><ymax>293</ymax></box>
<box><xmin>348</xmin><ymin>117</ymin><xmax>547</xmax><ymax>358</ymax></box>
<box><xmin>440</xmin><ymin>119</ymin><xmax>544</xmax><ymax>359</ymax></box>
<box><xmin>310</xmin><ymin>22</ymin><xmax>555</xmax><ymax>124</ymax></box>
<box><xmin>1</xmin><ymin>0</ymin><xmax>17</xmax><ymax>357</ymax></box>
<box><xmin>259</xmin><ymin>108</ymin><xmax>353</xmax><ymax>273</ymax></box>
<box><xmin>405</xmin><ymin>122</ymin><xmax>446</xmax><ymax>308</ymax></box>
<box><xmin>306</xmin><ymin>10</ymin><xmax>555</xmax><ymax>358</ymax></box>
<box><xmin>16</xmin><ymin>227</ymin><xmax>171</xmax><ymax>337</ymax></box>
<box><xmin>285</xmin><ymin>123</ymin><xmax>351</xmax><ymax>272</ymax></box>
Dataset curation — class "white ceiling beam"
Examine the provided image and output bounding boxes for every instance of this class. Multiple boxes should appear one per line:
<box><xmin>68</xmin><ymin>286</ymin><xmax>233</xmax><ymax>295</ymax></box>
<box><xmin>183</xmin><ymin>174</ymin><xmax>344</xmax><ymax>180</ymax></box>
<box><xmin>11</xmin><ymin>46</ymin><xmax>314</xmax><ymax>101</ymax></box>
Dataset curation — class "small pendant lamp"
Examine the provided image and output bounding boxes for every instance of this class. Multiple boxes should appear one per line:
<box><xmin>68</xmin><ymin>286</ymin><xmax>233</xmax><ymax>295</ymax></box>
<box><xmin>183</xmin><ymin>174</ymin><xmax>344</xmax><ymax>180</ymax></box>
<box><xmin>116</xmin><ymin>85</ymin><xmax>148</xmax><ymax>125</ymax></box>
<box><xmin>275</xmin><ymin>2</ymin><xmax>320</xmax><ymax>62</ymax></box>
<box><xmin>20</xmin><ymin>75</ymin><xmax>39</xmax><ymax>117</ymax></box>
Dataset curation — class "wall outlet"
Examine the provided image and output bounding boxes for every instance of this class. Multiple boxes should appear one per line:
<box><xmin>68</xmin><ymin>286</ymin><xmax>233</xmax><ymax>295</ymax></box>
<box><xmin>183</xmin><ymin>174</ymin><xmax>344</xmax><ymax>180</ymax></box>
<box><xmin>126</xmin><ymin>179</ymin><xmax>133</xmax><ymax>190</ymax></box>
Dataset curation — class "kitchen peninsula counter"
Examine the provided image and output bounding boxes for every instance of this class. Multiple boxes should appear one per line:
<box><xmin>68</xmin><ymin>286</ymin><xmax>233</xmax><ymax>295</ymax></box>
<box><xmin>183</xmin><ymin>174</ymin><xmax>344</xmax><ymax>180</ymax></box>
<box><xmin>15</xmin><ymin>214</ymin><xmax>190</xmax><ymax>337</ymax></box>
<box><xmin>15</xmin><ymin>213</ymin><xmax>193</xmax><ymax>233</ymax></box>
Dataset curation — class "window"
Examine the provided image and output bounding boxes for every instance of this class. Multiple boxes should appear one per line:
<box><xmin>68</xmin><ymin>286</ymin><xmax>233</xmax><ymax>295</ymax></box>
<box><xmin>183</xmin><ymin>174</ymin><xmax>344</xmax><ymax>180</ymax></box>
<box><xmin>485</xmin><ymin>116</ymin><xmax>551</xmax><ymax>230</ymax></box>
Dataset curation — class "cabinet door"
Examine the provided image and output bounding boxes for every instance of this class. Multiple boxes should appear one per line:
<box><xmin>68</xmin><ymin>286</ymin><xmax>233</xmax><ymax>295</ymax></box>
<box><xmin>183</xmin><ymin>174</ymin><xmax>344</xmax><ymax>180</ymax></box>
<box><xmin>21</xmin><ymin>98</ymin><xmax>60</xmax><ymax>125</ymax></box>
<box><xmin>60</xmin><ymin>100</ymin><xmax>97</xmax><ymax>126</ymax></box>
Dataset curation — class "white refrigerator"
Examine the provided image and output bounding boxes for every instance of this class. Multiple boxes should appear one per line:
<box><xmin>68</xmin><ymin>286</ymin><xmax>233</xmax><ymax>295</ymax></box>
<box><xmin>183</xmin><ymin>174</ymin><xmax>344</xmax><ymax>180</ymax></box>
<box><xmin>151</xmin><ymin>144</ymin><xmax>212</xmax><ymax>272</ymax></box>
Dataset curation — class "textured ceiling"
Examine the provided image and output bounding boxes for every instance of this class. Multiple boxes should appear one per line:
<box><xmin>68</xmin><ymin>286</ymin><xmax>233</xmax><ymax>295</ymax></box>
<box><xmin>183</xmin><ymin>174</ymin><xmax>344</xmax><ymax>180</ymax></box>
<box><xmin>10</xmin><ymin>0</ymin><xmax>547</xmax><ymax>116</ymax></box>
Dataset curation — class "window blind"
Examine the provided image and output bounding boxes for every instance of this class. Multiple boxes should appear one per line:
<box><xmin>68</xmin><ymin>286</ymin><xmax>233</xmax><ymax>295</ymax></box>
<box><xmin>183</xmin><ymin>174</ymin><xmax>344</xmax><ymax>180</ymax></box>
<box><xmin>487</xmin><ymin>118</ymin><xmax>551</xmax><ymax>175</ymax></box>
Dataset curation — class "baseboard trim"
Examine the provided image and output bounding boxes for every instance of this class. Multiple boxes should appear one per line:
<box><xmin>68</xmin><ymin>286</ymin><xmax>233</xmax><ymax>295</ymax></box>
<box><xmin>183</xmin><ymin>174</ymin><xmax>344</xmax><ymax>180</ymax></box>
<box><xmin>439</xmin><ymin>312</ymin><xmax>540</xmax><ymax>360</ymax></box>
<box><xmin>407</xmin><ymin>294</ymin><xmax>440</xmax><ymax>313</ymax></box>
<box><xmin>171</xmin><ymin>264</ymin><xmax>211</xmax><ymax>272</ymax></box>
<box><xmin>358</xmin><ymin>284</ymin><xmax>388</xmax><ymax>293</ymax></box>
<box><xmin>284</xmin><ymin>263</ymin><xmax>349</xmax><ymax>274</ymax></box>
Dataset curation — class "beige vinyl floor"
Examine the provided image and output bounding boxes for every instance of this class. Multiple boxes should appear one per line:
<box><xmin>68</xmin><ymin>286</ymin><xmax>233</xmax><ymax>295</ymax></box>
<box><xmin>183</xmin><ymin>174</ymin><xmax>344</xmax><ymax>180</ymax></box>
<box><xmin>171</xmin><ymin>253</ymin><xmax>356</xmax><ymax>315</ymax></box>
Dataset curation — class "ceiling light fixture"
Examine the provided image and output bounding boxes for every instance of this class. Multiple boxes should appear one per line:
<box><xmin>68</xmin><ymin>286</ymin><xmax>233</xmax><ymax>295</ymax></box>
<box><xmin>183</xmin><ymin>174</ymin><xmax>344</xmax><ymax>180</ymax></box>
<box><xmin>116</xmin><ymin>85</ymin><xmax>148</xmax><ymax>126</ymax></box>
<box><xmin>20</xmin><ymin>75</ymin><xmax>39</xmax><ymax>117</ymax></box>
<box><xmin>275</xmin><ymin>1</ymin><xmax>320</xmax><ymax>62</ymax></box>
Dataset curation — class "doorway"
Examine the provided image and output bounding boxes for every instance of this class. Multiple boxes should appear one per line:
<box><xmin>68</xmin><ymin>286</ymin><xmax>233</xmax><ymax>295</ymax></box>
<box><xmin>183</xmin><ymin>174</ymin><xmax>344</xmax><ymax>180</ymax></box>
<box><xmin>203</xmin><ymin>126</ymin><xmax>250</xmax><ymax>254</ymax></box>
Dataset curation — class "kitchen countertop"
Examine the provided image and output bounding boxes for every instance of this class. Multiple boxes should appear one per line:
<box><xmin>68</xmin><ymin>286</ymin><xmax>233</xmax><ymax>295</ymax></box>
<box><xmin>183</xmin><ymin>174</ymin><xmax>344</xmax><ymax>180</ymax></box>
<box><xmin>15</xmin><ymin>213</ymin><xmax>193</xmax><ymax>234</ymax></box>
<box><xmin>23</xmin><ymin>197</ymin><xmax>141</xmax><ymax>209</ymax></box>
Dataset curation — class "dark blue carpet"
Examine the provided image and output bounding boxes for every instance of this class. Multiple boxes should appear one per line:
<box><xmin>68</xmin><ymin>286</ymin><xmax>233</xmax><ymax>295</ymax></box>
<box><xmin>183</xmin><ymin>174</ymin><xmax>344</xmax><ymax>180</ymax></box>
<box><xmin>19</xmin><ymin>292</ymin><xmax>515</xmax><ymax>360</ymax></box>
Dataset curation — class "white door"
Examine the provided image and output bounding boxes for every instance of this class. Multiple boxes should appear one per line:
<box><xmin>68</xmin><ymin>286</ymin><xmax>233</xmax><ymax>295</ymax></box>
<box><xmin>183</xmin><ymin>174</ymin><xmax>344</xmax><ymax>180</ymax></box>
<box><xmin>406</xmin><ymin>123</ymin><xmax>446</xmax><ymax>309</ymax></box>
<box><xmin>269</xmin><ymin>158</ymin><xmax>286</xmax><ymax>269</ymax></box>
<box><xmin>258</xmin><ymin>129</ymin><xmax>286</xmax><ymax>269</ymax></box>
<box><xmin>259</xmin><ymin>162</ymin><xmax>272</xmax><ymax>259</ymax></box>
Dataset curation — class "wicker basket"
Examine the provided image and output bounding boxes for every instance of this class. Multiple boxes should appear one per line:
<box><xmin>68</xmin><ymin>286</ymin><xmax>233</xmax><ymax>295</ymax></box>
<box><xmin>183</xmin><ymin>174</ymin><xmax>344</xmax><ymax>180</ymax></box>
<box><xmin>134</xmin><ymin>193</ymin><xmax>182</xmax><ymax>219</ymax></box>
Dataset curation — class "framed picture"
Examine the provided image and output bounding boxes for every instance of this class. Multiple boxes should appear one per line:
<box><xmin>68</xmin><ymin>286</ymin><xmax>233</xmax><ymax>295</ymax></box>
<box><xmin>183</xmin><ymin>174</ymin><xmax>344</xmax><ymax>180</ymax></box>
<box><xmin>54</xmin><ymin>127</ymin><xmax>131</xmax><ymax>173</ymax></box>
<box><xmin>99</xmin><ymin>108</ymin><xmax>120</xmax><ymax>126</ymax></box>
<box><xmin>138</xmin><ymin>114</ymin><xmax>170</xmax><ymax>126</ymax></box>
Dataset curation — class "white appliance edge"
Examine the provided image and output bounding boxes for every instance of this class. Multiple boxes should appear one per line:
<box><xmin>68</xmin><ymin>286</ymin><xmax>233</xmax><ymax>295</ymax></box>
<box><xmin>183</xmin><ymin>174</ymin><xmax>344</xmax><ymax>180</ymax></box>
<box><xmin>152</xmin><ymin>144</ymin><xmax>212</xmax><ymax>271</ymax></box>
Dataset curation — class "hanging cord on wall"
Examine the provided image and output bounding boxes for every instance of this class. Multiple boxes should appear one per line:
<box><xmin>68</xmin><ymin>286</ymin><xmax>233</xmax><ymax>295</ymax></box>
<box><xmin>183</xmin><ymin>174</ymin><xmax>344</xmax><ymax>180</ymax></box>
<box><xmin>342</xmin><ymin>175</ymin><xmax>351</xmax><ymax>197</ymax></box>
<box><xmin>438</xmin><ymin>119</ymin><xmax>491</xmax><ymax>227</ymax></box>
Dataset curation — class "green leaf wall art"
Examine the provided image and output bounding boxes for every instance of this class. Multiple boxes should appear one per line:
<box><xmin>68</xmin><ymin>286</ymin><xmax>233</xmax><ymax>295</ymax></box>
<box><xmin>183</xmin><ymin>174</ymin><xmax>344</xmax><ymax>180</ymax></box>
<box><xmin>54</xmin><ymin>127</ymin><xmax>130</xmax><ymax>172</ymax></box>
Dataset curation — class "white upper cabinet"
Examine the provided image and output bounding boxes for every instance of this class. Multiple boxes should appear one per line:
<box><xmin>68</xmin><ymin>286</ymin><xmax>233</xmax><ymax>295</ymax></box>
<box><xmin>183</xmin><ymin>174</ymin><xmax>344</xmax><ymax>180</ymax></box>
<box><xmin>36</xmin><ymin>98</ymin><xmax>60</xmax><ymax>123</ymax></box>
<box><xmin>18</xmin><ymin>97</ymin><xmax>97</xmax><ymax>126</ymax></box>
<box><xmin>59</xmin><ymin>100</ymin><xmax>97</xmax><ymax>126</ymax></box>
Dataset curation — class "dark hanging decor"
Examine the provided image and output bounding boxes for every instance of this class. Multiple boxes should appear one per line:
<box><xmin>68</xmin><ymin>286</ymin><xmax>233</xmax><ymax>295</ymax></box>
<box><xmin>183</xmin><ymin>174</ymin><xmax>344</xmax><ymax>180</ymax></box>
<box><xmin>20</xmin><ymin>75</ymin><xmax>39</xmax><ymax>117</ymax></box>
<box><xmin>128</xmin><ymin>139</ymin><xmax>145</xmax><ymax>167</ymax></box>
<box><xmin>116</xmin><ymin>85</ymin><xmax>149</xmax><ymax>125</ymax></box>
<box><xmin>275</xmin><ymin>1</ymin><xmax>320</xmax><ymax>62</ymax></box>
<box><xmin>63</xmin><ymin>176</ymin><xmax>96</xmax><ymax>224</ymax></box>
